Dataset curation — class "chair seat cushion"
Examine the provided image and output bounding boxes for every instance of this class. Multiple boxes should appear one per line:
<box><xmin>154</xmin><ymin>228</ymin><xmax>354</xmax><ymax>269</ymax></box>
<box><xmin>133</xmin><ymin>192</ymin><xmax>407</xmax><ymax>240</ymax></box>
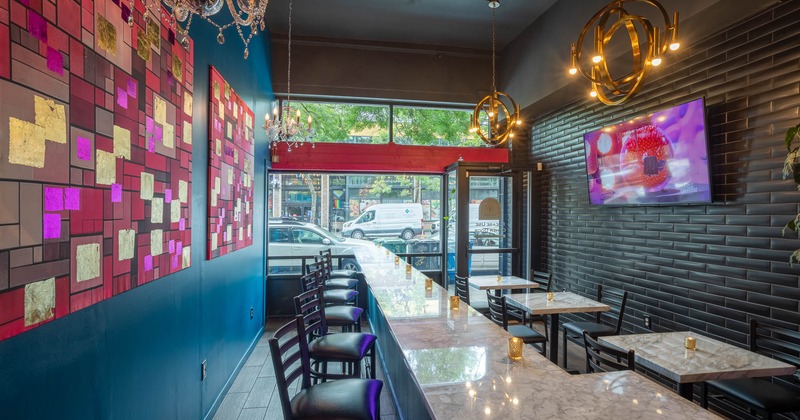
<box><xmin>309</xmin><ymin>333</ymin><xmax>377</xmax><ymax>361</ymax></box>
<box><xmin>508</xmin><ymin>325</ymin><xmax>546</xmax><ymax>343</ymax></box>
<box><xmin>291</xmin><ymin>378</ymin><xmax>383</xmax><ymax>420</ymax></box>
<box><xmin>324</xmin><ymin>289</ymin><xmax>358</xmax><ymax>305</ymax></box>
<box><xmin>707</xmin><ymin>378</ymin><xmax>800</xmax><ymax>413</ymax></box>
<box><xmin>563</xmin><ymin>321</ymin><xmax>616</xmax><ymax>338</ymax></box>
<box><xmin>325</xmin><ymin>305</ymin><xmax>363</xmax><ymax>325</ymax></box>
<box><xmin>330</xmin><ymin>269</ymin><xmax>358</xmax><ymax>278</ymax></box>
<box><xmin>325</xmin><ymin>277</ymin><xmax>359</xmax><ymax>290</ymax></box>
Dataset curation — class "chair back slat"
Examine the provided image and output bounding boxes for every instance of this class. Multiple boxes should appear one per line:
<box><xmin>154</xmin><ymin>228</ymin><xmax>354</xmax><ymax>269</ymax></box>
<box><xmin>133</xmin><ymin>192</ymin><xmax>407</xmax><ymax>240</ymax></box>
<box><xmin>485</xmin><ymin>292</ymin><xmax>508</xmax><ymax>329</ymax></box>
<box><xmin>269</xmin><ymin>316</ymin><xmax>311</xmax><ymax>420</ymax></box>
<box><xmin>751</xmin><ymin>318</ymin><xmax>800</xmax><ymax>370</ymax></box>
<box><xmin>596</xmin><ymin>285</ymin><xmax>628</xmax><ymax>333</ymax></box>
<box><xmin>584</xmin><ymin>331</ymin><xmax>635</xmax><ymax>373</ymax></box>
<box><xmin>454</xmin><ymin>276</ymin><xmax>470</xmax><ymax>304</ymax></box>
<box><xmin>294</xmin><ymin>286</ymin><xmax>328</xmax><ymax>341</ymax></box>
<box><xmin>531</xmin><ymin>271</ymin><xmax>552</xmax><ymax>293</ymax></box>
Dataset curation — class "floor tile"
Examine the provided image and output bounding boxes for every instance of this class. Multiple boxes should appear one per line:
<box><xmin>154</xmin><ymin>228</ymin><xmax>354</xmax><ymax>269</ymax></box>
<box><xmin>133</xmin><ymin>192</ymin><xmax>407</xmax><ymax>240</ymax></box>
<box><xmin>228</xmin><ymin>366</ymin><xmax>260</xmax><ymax>394</ymax></box>
<box><xmin>243</xmin><ymin>377</ymin><xmax>275</xmax><ymax>409</ymax></box>
<box><xmin>212</xmin><ymin>392</ymin><xmax>247</xmax><ymax>420</ymax></box>
<box><xmin>237</xmin><ymin>407</ymin><xmax>266</xmax><ymax>420</ymax></box>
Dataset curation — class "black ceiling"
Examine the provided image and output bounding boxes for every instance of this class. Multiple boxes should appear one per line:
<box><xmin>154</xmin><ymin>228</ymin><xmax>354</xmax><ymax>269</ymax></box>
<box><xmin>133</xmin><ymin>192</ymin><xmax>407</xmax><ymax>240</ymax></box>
<box><xmin>264</xmin><ymin>0</ymin><xmax>558</xmax><ymax>50</ymax></box>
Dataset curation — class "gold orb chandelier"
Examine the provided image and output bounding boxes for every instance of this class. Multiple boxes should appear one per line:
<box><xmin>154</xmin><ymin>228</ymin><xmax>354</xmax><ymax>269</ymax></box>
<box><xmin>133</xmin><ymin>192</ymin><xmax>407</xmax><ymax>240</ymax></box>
<box><xmin>568</xmin><ymin>0</ymin><xmax>681</xmax><ymax>105</ymax></box>
<box><xmin>469</xmin><ymin>0</ymin><xmax>521</xmax><ymax>147</ymax></box>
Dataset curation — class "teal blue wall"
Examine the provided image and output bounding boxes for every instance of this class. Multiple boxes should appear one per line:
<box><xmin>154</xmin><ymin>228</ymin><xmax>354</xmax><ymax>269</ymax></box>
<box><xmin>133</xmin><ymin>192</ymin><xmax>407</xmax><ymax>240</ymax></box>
<box><xmin>0</xmin><ymin>21</ymin><xmax>272</xmax><ymax>420</ymax></box>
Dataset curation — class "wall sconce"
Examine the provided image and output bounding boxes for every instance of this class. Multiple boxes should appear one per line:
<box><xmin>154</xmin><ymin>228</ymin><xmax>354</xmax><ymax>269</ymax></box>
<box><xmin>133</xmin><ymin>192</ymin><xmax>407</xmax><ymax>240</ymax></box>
<box><xmin>568</xmin><ymin>0</ymin><xmax>681</xmax><ymax>105</ymax></box>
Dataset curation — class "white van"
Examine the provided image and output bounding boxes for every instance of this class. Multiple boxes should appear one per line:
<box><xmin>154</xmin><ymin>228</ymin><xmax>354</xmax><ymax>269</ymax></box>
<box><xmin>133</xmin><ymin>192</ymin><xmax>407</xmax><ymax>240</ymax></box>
<box><xmin>342</xmin><ymin>203</ymin><xmax>423</xmax><ymax>240</ymax></box>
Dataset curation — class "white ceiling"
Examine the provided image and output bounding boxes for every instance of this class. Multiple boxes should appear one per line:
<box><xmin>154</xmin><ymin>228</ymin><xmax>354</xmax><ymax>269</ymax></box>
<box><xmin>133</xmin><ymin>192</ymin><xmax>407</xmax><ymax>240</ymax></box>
<box><xmin>264</xmin><ymin>0</ymin><xmax>559</xmax><ymax>50</ymax></box>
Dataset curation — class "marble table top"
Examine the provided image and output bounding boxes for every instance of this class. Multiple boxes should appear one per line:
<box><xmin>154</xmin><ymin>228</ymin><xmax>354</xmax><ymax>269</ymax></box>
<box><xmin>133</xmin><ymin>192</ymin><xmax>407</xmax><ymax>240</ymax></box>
<box><xmin>506</xmin><ymin>291</ymin><xmax>609</xmax><ymax>315</ymax></box>
<box><xmin>469</xmin><ymin>275</ymin><xmax>540</xmax><ymax>291</ymax></box>
<box><xmin>355</xmin><ymin>248</ymin><xmax>721</xmax><ymax>419</ymax></box>
<box><xmin>601</xmin><ymin>331</ymin><xmax>797</xmax><ymax>384</ymax></box>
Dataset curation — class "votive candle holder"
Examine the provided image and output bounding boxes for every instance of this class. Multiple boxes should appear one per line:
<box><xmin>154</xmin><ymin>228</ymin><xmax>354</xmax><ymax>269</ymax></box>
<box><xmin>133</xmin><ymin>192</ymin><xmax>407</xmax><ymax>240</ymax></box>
<box><xmin>685</xmin><ymin>336</ymin><xmax>697</xmax><ymax>351</ymax></box>
<box><xmin>508</xmin><ymin>337</ymin><xmax>523</xmax><ymax>360</ymax></box>
<box><xmin>425</xmin><ymin>278</ymin><xmax>433</xmax><ymax>290</ymax></box>
<box><xmin>449</xmin><ymin>295</ymin><xmax>460</xmax><ymax>310</ymax></box>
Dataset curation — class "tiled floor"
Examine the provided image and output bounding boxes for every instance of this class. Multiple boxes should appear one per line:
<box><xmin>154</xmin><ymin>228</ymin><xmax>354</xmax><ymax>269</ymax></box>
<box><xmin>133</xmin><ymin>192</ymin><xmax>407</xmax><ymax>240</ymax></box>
<box><xmin>212</xmin><ymin>317</ymin><xmax>398</xmax><ymax>420</ymax></box>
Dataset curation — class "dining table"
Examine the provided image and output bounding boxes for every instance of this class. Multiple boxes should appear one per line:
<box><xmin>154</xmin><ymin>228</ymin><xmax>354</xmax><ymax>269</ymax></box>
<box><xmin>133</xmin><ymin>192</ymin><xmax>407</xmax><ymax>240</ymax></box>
<box><xmin>468</xmin><ymin>275</ymin><xmax>539</xmax><ymax>296</ymax></box>
<box><xmin>600</xmin><ymin>331</ymin><xmax>798</xmax><ymax>400</ymax></box>
<box><xmin>506</xmin><ymin>291</ymin><xmax>609</xmax><ymax>364</ymax></box>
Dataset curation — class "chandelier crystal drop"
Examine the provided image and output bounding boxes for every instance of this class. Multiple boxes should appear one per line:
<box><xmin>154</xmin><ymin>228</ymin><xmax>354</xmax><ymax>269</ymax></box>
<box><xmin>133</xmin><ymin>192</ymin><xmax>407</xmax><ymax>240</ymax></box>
<box><xmin>568</xmin><ymin>0</ymin><xmax>681</xmax><ymax>105</ymax></box>
<box><xmin>469</xmin><ymin>0</ymin><xmax>521</xmax><ymax>147</ymax></box>
<box><xmin>155</xmin><ymin>0</ymin><xmax>268</xmax><ymax>58</ymax></box>
<box><xmin>264</xmin><ymin>0</ymin><xmax>314</xmax><ymax>151</ymax></box>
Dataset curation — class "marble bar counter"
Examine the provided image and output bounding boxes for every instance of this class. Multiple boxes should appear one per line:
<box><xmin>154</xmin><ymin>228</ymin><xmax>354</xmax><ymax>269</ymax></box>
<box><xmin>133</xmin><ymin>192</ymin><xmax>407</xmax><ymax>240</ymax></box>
<box><xmin>356</xmin><ymin>248</ymin><xmax>721</xmax><ymax>420</ymax></box>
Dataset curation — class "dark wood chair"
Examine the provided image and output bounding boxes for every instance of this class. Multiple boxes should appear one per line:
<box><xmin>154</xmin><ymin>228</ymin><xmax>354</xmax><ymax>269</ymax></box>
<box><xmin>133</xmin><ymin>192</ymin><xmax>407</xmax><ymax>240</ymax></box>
<box><xmin>486</xmin><ymin>291</ymin><xmax>547</xmax><ymax>355</ymax></box>
<box><xmin>561</xmin><ymin>284</ymin><xmax>628</xmax><ymax>370</ymax></box>
<box><xmin>300</xmin><ymin>271</ymin><xmax>361</xmax><ymax>332</ymax></box>
<box><xmin>701</xmin><ymin>318</ymin><xmax>800</xmax><ymax>419</ymax></box>
<box><xmin>454</xmin><ymin>275</ymin><xmax>489</xmax><ymax>316</ymax></box>
<box><xmin>302</xmin><ymin>264</ymin><xmax>357</xmax><ymax>306</ymax></box>
<box><xmin>317</xmin><ymin>250</ymin><xmax>359</xmax><ymax>290</ymax></box>
<box><xmin>269</xmin><ymin>315</ymin><xmax>383</xmax><ymax>420</ymax></box>
<box><xmin>294</xmin><ymin>286</ymin><xmax>377</xmax><ymax>383</ymax></box>
<box><xmin>583</xmin><ymin>330</ymin><xmax>634</xmax><ymax>373</ymax></box>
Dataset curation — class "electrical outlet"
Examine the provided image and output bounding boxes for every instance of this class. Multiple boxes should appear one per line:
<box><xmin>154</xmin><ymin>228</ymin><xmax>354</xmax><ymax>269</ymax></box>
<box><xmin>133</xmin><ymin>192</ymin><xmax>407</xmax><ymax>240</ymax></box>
<box><xmin>201</xmin><ymin>360</ymin><xmax>207</xmax><ymax>381</ymax></box>
<box><xmin>250</xmin><ymin>307</ymin><xmax>254</xmax><ymax>319</ymax></box>
<box><xmin>643</xmin><ymin>315</ymin><xmax>651</xmax><ymax>329</ymax></box>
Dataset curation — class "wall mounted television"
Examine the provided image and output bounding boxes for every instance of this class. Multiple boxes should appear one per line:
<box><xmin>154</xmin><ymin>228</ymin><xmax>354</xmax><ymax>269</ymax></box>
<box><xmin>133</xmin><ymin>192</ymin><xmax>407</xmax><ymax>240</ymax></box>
<box><xmin>584</xmin><ymin>97</ymin><xmax>711</xmax><ymax>205</ymax></box>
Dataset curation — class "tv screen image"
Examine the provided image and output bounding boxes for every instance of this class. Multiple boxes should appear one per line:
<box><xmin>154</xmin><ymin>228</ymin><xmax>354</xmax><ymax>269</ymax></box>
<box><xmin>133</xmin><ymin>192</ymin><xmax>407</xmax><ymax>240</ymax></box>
<box><xmin>584</xmin><ymin>98</ymin><xmax>711</xmax><ymax>205</ymax></box>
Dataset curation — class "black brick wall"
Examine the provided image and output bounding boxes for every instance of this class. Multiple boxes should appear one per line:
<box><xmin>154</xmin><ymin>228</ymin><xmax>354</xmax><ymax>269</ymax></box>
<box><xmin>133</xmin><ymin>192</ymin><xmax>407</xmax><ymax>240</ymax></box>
<box><xmin>528</xmin><ymin>0</ymin><xmax>800</xmax><ymax>343</ymax></box>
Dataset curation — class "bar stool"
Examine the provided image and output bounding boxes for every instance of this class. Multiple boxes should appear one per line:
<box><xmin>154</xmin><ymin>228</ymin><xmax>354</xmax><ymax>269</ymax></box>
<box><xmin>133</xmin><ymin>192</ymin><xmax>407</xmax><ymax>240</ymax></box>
<box><xmin>312</xmin><ymin>256</ymin><xmax>358</xmax><ymax>290</ymax></box>
<box><xmin>583</xmin><ymin>330</ymin><xmax>634</xmax><ymax>373</ymax></box>
<box><xmin>269</xmin><ymin>315</ymin><xmax>382</xmax><ymax>419</ymax></box>
<box><xmin>302</xmin><ymin>267</ymin><xmax>358</xmax><ymax>307</ymax></box>
<box><xmin>294</xmin><ymin>286</ymin><xmax>377</xmax><ymax>383</ymax></box>
<box><xmin>320</xmin><ymin>249</ymin><xmax>359</xmax><ymax>281</ymax></box>
<box><xmin>300</xmin><ymin>271</ymin><xmax>361</xmax><ymax>332</ymax></box>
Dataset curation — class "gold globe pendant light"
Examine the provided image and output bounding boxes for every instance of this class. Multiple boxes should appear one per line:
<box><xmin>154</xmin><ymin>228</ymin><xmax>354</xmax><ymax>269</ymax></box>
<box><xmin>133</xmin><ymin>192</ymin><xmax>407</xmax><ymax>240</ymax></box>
<box><xmin>568</xmin><ymin>0</ymin><xmax>681</xmax><ymax>105</ymax></box>
<box><xmin>469</xmin><ymin>0</ymin><xmax>521</xmax><ymax>147</ymax></box>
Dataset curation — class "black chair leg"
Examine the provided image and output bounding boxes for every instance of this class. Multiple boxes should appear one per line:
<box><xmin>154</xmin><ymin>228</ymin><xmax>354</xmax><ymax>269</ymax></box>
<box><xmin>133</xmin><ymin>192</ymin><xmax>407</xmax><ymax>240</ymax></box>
<box><xmin>370</xmin><ymin>347</ymin><xmax>377</xmax><ymax>379</ymax></box>
<box><xmin>700</xmin><ymin>382</ymin><xmax>708</xmax><ymax>409</ymax></box>
<box><xmin>561</xmin><ymin>327</ymin><xmax>568</xmax><ymax>369</ymax></box>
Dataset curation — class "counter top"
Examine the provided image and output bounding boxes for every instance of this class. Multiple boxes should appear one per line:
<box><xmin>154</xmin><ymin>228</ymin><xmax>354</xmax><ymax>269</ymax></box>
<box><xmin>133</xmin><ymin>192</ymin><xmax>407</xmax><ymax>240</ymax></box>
<box><xmin>356</xmin><ymin>247</ymin><xmax>721</xmax><ymax>420</ymax></box>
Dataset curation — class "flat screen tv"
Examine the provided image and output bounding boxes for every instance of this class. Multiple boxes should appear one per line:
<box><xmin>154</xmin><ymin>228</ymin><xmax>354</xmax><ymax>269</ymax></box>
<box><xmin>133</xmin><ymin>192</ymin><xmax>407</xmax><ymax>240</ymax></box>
<box><xmin>584</xmin><ymin>97</ymin><xmax>711</xmax><ymax>205</ymax></box>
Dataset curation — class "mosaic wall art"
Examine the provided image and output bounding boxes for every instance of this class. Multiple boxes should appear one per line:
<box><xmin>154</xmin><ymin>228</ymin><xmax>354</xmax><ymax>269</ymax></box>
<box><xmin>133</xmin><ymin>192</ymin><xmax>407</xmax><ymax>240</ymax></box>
<box><xmin>207</xmin><ymin>66</ymin><xmax>254</xmax><ymax>259</ymax></box>
<box><xmin>0</xmin><ymin>0</ymin><xmax>194</xmax><ymax>341</ymax></box>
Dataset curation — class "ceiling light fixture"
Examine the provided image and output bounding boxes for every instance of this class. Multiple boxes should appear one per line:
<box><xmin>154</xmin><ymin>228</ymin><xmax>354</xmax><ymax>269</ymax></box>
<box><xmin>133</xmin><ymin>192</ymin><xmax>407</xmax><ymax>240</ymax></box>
<box><xmin>149</xmin><ymin>0</ymin><xmax>268</xmax><ymax>59</ymax></box>
<box><xmin>469</xmin><ymin>0</ymin><xmax>521</xmax><ymax>147</ymax></box>
<box><xmin>264</xmin><ymin>0</ymin><xmax>315</xmax><ymax>152</ymax></box>
<box><xmin>568</xmin><ymin>0</ymin><xmax>681</xmax><ymax>105</ymax></box>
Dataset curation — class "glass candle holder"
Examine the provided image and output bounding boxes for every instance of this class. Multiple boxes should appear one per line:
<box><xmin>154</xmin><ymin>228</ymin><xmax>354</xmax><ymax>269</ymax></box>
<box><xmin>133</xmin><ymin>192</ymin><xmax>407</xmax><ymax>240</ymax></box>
<box><xmin>394</xmin><ymin>256</ymin><xmax>399</xmax><ymax>265</ymax></box>
<box><xmin>508</xmin><ymin>337</ymin><xmax>523</xmax><ymax>360</ymax></box>
<box><xmin>425</xmin><ymin>278</ymin><xmax>433</xmax><ymax>290</ymax></box>
<box><xmin>405</xmin><ymin>263</ymin><xmax>412</xmax><ymax>274</ymax></box>
<box><xmin>385</xmin><ymin>249</ymin><xmax>390</xmax><ymax>256</ymax></box>
<box><xmin>496</xmin><ymin>275</ymin><xmax>502</xmax><ymax>283</ymax></box>
<box><xmin>685</xmin><ymin>336</ymin><xmax>697</xmax><ymax>351</ymax></box>
<box><xmin>547</xmin><ymin>292</ymin><xmax>554</xmax><ymax>301</ymax></box>
<box><xmin>449</xmin><ymin>295</ymin><xmax>460</xmax><ymax>310</ymax></box>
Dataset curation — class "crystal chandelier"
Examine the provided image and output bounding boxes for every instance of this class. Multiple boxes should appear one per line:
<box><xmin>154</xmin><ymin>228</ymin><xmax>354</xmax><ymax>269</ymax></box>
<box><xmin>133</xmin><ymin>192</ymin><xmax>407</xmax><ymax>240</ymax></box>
<box><xmin>152</xmin><ymin>0</ymin><xmax>268</xmax><ymax>59</ymax></box>
<box><xmin>469</xmin><ymin>0</ymin><xmax>522</xmax><ymax>147</ymax></box>
<box><xmin>264</xmin><ymin>0</ymin><xmax>314</xmax><ymax>152</ymax></box>
<box><xmin>568</xmin><ymin>0</ymin><xmax>681</xmax><ymax>105</ymax></box>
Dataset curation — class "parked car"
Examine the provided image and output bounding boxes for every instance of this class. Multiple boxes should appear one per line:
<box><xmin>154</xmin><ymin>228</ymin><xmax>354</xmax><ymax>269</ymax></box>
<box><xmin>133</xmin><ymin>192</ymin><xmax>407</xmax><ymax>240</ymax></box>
<box><xmin>342</xmin><ymin>203</ymin><xmax>423</xmax><ymax>240</ymax></box>
<box><xmin>268</xmin><ymin>219</ymin><xmax>374</xmax><ymax>274</ymax></box>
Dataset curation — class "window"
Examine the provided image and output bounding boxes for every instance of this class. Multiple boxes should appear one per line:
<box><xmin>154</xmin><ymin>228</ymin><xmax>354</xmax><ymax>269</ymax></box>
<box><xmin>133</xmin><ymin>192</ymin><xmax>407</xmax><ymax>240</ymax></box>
<box><xmin>293</xmin><ymin>228</ymin><xmax>326</xmax><ymax>245</ymax></box>
<box><xmin>270</xmin><ymin>227</ymin><xmax>291</xmax><ymax>243</ymax></box>
<box><xmin>271</xmin><ymin>100</ymin><xmax>486</xmax><ymax>147</ymax></box>
<box><xmin>393</xmin><ymin>106</ymin><xmax>483</xmax><ymax>146</ymax></box>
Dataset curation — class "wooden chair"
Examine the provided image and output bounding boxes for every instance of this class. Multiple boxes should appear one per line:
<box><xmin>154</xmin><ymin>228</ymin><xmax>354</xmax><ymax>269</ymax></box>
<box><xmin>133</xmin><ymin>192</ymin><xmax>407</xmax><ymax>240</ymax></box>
<box><xmin>561</xmin><ymin>284</ymin><xmax>628</xmax><ymax>369</ymax></box>
<box><xmin>300</xmin><ymin>271</ymin><xmax>361</xmax><ymax>332</ymax></box>
<box><xmin>294</xmin><ymin>286</ymin><xmax>377</xmax><ymax>383</ymax></box>
<box><xmin>701</xmin><ymin>319</ymin><xmax>800</xmax><ymax>419</ymax></box>
<box><xmin>583</xmin><ymin>330</ymin><xmax>634</xmax><ymax>373</ymax></box>
<box><xmin>454</xmin><ymin>275</ymin><xmax>489</xmax><ymax>316</ymax></box>
<box><xmin>302</xmin><ymin>264</ymin><xmax>358</xmax><ymax>306</ymax></box>
<box><xmin>486</xmin><ymin>291</ymin><xmax>547</xmax><ymax>355</ymax></box>
<box><xmin>269</xmin><ymin>315</ymin><xmax>382</xmax><ymax>420</ymax></box>
<box><xmin>316</xmin><ymin>250</ymin><xmax>359</xmax><ymax>290</ymax></box>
